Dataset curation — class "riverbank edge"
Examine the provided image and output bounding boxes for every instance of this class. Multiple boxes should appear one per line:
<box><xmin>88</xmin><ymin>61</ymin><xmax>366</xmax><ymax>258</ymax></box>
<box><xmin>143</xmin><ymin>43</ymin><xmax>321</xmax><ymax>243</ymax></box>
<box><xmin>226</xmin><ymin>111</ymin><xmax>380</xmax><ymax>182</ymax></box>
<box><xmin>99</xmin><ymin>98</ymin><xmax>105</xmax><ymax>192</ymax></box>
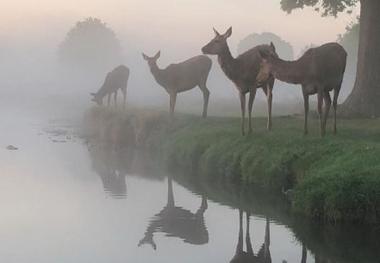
<box><xmin>83</xmin><ymin>107</ymin><xmax>380</xmax><ymax>224</ymax></box>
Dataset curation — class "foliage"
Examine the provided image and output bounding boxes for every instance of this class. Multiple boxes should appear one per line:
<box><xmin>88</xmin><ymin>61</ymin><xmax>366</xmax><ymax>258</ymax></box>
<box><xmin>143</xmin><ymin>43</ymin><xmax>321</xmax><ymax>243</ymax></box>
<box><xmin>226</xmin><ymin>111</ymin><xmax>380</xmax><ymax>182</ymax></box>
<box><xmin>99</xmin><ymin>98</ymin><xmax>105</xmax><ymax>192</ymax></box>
<box><xmin>58</xmin><ymin>17</ymin><xmax>123</xmax><ymax>72</ymax></box>
<box><xmin>280</xmin><ymin>0</ymin><xmax>359</xmax><ymax>17</ymax></box>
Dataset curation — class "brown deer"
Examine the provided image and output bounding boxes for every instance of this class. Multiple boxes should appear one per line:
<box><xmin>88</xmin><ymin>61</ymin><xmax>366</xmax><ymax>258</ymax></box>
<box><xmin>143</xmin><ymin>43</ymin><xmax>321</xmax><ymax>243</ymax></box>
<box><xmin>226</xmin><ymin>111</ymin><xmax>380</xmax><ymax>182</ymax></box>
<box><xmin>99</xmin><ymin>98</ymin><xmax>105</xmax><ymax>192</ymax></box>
<box><xmin>202</xmin><ymin>27</ymin><xmax>276</xmax><ymax>135</ymax></box>
<box><xmin>138</xmin><ymin>176</ymin><xmax>208</xmax><ymax>250</ymax></box>
<box><xmin>230</xmin><ymin>209</ymin><xmax>271</xmax><ymax>263</ymax></box>
<box><xmin>257</xmin><ymin>43</ymin><xmax>347</xmax><ymax>136</ymax></box>
<box><xmin>91</xmin><ymin>65</ymin><xmax>130</xmax><ymax>109</ymax></box>
<box><xmin>142</xmin><ymin>51</ymin><xmax>212</xmax><ymax>118</ymax></box>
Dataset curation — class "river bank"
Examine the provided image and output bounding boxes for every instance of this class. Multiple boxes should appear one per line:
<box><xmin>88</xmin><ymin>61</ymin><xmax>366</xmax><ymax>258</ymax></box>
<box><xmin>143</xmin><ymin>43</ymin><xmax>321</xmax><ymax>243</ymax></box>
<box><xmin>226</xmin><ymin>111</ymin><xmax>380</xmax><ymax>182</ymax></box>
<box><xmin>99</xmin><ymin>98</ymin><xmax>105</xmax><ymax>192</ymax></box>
<box><xmin>83</xmin><ymin>107</ymin><xmax>380</xmax><ymax>224</ymax></box>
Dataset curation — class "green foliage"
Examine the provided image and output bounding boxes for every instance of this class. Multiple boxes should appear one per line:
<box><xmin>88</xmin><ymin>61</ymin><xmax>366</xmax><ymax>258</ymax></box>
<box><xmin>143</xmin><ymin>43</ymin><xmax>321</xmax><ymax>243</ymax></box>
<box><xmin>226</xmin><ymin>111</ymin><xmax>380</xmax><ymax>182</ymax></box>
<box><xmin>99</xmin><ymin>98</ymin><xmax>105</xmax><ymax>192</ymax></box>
<box><xmin>280</xmin><ymin>0</ymin><xmax>359</xmax><ymax>17</ymax></box>
<box><xmin>155</xmin><ymin>115</ymin><xmax>380</xmax><ymax>223</ymax></box>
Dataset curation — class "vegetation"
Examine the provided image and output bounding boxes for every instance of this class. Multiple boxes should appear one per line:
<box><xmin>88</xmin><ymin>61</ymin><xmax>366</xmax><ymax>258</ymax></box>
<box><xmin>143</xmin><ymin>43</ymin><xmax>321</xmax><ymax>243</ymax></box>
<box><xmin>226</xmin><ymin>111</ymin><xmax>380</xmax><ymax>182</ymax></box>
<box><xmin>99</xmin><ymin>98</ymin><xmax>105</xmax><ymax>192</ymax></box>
<box><xmin>279</xmin><ymin>0</ymin><xmax>380</xmax><ymax>117</ymax></box>
<box><xmin>84</xmin><ymin>108</ymin><xmax>380</xmax><ymax>223</ymax></box>
<box><xmin>58</xmin><ymin>17</ymin><xmax>123</xmax><ymax>73</ymax></box>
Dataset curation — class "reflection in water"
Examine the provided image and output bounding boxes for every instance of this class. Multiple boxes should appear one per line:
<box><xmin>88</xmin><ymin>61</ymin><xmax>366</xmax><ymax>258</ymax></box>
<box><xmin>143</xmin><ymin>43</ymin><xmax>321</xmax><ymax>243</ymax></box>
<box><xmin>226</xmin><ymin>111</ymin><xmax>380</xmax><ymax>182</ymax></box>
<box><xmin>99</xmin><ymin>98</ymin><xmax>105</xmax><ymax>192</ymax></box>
<box><xmin>230</xmin><ymin>210</ymin><xmax>271</xmax><ymax>263</ymax></box>
<box><xmin>139</xmin><ymin>176</ymin><xmax>209</xmax><ymax>250</ymax></box>
<box><xmin>88</xmin><ymin>145</ymin><xmax>133</xmax><ymax>198</ymax></box>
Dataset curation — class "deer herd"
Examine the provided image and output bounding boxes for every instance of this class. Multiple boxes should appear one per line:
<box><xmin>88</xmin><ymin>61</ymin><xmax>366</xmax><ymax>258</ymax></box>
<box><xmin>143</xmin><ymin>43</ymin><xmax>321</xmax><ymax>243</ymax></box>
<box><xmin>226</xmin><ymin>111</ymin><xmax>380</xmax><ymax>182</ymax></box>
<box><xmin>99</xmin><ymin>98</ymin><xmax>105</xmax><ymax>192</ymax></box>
<box><xmin>91</xmin><ymin>27</ymin><xmax>347</xmax><ymax>137</ymax></box>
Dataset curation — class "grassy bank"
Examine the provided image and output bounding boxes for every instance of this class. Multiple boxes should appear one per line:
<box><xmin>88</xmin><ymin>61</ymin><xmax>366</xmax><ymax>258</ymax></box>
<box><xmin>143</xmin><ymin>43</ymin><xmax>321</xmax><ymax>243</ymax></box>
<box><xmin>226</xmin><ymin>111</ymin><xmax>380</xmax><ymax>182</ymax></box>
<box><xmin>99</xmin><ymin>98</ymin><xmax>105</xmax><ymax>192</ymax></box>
<box><xmin>84</xmin><ymin>107</ymin><xmax>380</xmax><ymax>223</ymax></box>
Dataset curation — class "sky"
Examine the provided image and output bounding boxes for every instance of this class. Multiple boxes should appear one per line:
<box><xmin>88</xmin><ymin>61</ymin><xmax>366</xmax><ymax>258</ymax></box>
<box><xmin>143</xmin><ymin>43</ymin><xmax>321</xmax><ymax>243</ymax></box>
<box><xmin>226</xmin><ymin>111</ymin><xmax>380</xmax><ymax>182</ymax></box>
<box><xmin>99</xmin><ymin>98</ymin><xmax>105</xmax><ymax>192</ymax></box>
<box><xmin>1</xmin><ymin>0</ymin><xmax>358</xmax><ymax>55</ymax></box>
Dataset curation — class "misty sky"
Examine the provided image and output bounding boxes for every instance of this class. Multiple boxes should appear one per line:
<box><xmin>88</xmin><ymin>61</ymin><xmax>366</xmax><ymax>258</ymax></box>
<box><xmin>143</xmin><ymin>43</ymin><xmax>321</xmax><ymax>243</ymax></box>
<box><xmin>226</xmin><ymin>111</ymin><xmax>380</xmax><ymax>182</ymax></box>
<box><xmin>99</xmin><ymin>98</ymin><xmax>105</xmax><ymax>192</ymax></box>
<box><xmin>1</xmin><ymin>0</ymin><xmax>358</xmax><ymax>55</ymax></box>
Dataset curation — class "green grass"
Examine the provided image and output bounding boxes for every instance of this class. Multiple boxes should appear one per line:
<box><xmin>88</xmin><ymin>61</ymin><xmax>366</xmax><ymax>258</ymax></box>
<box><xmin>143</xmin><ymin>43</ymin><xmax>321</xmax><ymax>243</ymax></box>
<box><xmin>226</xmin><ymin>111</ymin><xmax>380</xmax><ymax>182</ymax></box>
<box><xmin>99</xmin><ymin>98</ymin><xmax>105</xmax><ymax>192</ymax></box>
<box><xmin>84</xmin><ymin>108</ymin><xmax>380</xmax><ymax>223</ymax></box>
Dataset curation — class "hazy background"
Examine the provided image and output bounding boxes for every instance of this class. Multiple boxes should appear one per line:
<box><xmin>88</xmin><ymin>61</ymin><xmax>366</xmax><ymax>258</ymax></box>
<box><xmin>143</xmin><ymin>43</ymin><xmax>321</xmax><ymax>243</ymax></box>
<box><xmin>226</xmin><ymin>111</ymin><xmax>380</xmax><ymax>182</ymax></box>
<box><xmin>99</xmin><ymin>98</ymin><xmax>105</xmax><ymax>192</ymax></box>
<box><xmin>0</xmin><ymin>0</ymin><xmax>359</xmax><ymax>118</ymax></box>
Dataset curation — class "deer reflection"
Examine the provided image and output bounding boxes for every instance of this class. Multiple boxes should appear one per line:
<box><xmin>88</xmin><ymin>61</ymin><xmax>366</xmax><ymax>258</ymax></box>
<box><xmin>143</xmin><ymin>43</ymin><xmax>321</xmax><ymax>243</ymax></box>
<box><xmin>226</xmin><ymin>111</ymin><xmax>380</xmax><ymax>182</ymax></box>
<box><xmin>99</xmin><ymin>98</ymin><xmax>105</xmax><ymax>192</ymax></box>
<box><xmin>138</xmin><ymin>176</ymin><xmax>209</xmax><ymax>250</ymax></box>
<box><xmin>89</xmin><ymin>145</ymin><xmax>134</xmax><ymax>199</ymax></box>
<box><xmin>230</xmin><ymin>210</ymin><xmax>271</xmax><ymax>263</ymax></box>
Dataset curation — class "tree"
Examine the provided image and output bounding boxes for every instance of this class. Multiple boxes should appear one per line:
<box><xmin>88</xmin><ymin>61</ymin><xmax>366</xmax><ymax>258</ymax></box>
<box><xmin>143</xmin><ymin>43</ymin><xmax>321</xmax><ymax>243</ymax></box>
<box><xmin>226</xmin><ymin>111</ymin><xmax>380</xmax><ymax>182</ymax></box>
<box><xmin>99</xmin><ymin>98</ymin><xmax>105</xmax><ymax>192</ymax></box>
<box><xmin>281</xmin><ymin>0</ymin><xmax>380</xmax><ymax>117</ymax></box>
<box><xmin>58</xmin><ymin>17</ymin><xmax>123</xmax><ymax>73</ymax></box>
<box><xmin>338</xmin><ymin>21</ymin><xmax>359</xmax><ymax>99</ymax></box>
<box><xmin>238</xmin><ymin>32</ymin><xmax>294</xmax><ymax>60</ymax></box>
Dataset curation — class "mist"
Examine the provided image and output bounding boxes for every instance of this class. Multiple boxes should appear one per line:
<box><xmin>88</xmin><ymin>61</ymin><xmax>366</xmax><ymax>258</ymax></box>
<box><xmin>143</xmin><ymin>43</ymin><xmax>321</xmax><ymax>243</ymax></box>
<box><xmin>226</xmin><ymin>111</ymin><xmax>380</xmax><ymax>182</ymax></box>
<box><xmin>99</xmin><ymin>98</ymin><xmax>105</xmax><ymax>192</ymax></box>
<box><xmin>0</xmin><ymin>0</ymin><xmax>358</xmax><ymax>120</ymax></box>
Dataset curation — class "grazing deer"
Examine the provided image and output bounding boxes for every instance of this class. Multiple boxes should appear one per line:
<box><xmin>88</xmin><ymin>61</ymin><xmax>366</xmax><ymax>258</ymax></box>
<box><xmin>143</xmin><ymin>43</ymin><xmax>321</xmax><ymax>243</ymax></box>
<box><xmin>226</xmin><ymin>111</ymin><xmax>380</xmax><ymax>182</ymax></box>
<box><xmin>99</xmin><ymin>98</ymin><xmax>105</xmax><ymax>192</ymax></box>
<box><xmin>230</xmin><ymin>209</ymin><xmax>271</xmax><ymax>263</ymax></box>
<box><xmin>91</xmin><ymin>65</ymin><xmax>130</xmax><ymax>108</ymax></box>
<box><xmin>202</xmin><ymin>27</ymin><xmax>276</xmax><ymax>135</ymax></box>
<box><xmin>257</xmin><ymin>43</ymin><xmax>347</xmax><ymax>136</ymax></box>
<box><xmin>142</xmin><ymin>51</ymin><xmax>212</xmax><ymax>118</ymax></box>
<box><xmin>138</xmin><ymin>176</ymin><xmax>208</xmax><ymax>250</ymax></box>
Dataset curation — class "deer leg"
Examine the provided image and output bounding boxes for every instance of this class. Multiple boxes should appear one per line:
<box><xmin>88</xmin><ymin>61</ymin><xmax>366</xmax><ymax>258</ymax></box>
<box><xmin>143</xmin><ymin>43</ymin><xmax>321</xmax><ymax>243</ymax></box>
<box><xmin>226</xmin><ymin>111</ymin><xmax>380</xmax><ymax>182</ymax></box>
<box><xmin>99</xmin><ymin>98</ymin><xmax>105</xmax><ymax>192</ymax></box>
<box><xmin>248</xmin><ymin>87</ymin><xmax>256</xmax><ymax>134</ymax></box>
<box><xmin>317</xmin><ymin>90</ymin><xmax>323</xmax><ymax>136</ymax></box>
<box><xmin>302</xmin><ymin>87</ymin><xmax>309</xmax><ymax>135</ymax></box>
<box><xmin>236</xmin><ymin>209</ymin><xmax>244</xmax><ymax>254</ymax></box>
<box><xmin>266</xmin><ymin>83</ymin><xmax>273</xmax><ymax>131</ymax></box>
<box><xmin>114</xmin><ymin>91</ymin><xmax>117</xmax><ymax>107</ymax></box>
<box><xmin>301</xmin><ymin>243</ymin><xmax>307</xmax><ymax>263</ymax></box>
<box><xmin>107</xmin><ymin>93</ymin><xmax>111</xmax><ymax>107</ymax></box>
<box><xmin>121</xmin><ymin>88</ymin><xmax>127</xmax><ymax>110</ymax></box>
<box><xmin>240</xmin><ymin>92</ymin><xmax>246</xmax><ymax>136</ymax></box>
<box><xmin>322</xmin><ymin>91</ymin><xmax>331</xmax><ymax>137</ymax></box>
<box><xmin>246</xmin><ymin>212</ymin><xmax>254</xmax><ymax>256</ymax></box>
<box><xmin>332</xmin><ymin>88</ymin><xmax>340</xmax><ymax>135</ymax></box>
<box><xmin>199</xmin><ymin>84</ymin><xmax>210</xmax><ymax>118</ymax></box>
<box><xmin>169</xmin><ymin>93</ymin><xmax>177</xmax><ymax>118</ymax></box>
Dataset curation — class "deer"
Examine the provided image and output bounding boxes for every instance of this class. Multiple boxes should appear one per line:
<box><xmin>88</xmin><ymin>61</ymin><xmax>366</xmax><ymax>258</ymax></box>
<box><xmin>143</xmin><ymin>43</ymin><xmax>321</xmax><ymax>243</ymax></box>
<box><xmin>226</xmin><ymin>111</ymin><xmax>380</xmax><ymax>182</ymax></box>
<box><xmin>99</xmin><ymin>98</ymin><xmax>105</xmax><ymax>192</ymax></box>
<box><xmin>90</xmin><ymin>65</ymin><xmax>130</xmax><ymax>109</ymax></box>
<box><xmin>257</xmin><ymin>42</ymin><xmax>347</xmax><ymax>137</ymax></box>
<box><xmin>138</xmin><ymin>176</ymin><xmax>208</xmax><ymax>250</ymax></box>
<box><xmin>142</xmin><ymin>51</ymin><xmax>212</xmax><ymax>118</ymax></box>
<box><xmin>230</xmin><ymin>209</ymin><xmax>271</xmax><ymax>263</ymax></box>
<box><xmin>202</xmin><ymin>27</ymin><xmax>276</xmax><ymax>135</ymax></box>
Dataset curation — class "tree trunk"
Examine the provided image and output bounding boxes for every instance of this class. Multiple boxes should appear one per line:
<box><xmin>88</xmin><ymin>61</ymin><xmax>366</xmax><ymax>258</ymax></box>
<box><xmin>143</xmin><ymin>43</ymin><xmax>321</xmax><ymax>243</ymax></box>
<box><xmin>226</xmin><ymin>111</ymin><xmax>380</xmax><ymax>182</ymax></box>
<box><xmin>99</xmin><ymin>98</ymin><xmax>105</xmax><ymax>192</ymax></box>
<box><xmin>341</xmin><ymin>0</ymin><xmax>380</xmax><ymax>117</ymax></box>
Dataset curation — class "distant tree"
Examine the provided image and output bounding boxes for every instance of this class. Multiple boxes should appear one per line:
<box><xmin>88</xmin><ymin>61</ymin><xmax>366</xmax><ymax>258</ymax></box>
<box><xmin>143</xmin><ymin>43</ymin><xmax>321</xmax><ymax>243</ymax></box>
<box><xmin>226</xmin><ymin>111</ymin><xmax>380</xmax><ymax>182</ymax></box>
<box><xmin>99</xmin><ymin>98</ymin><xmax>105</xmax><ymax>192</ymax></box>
<box><xmin>280</xmin><ymin>0</ymin><xmax>380</xmax><ymax>117</ymax></box>
<box><xmin>58</xmin><ymin>17</ymin><xmax>123</xmax><ymax>73</ymax></box>
<box><xmin>238</xmin><ymin>32</ymin><xmax>294</xmax><ymax>60</ymax></box>
<box><xmin>298</xmin><ymin>44</ymin><xmax>316</xmax><ymax>57</ymax></box>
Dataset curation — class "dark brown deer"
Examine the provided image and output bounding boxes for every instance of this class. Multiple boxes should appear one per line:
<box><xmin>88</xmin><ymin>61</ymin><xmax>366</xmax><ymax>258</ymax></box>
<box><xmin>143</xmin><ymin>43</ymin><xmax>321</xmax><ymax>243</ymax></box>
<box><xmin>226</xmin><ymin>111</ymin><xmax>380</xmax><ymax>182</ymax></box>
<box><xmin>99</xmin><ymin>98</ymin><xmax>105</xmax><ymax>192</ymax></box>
<box><xmin>142</xmin><ymin>51</ymin><xmax>212</xmax><ymax>118</ymax></box>
<box><xmin>91</xmin><ymin>65</ymin><xmax>130</xmax><ymax>109</ymax></box>
<box><xmin>257</xmin><ymin>43</ymin><xmax>347</xmax><ymax>136</ymax></box>
<box><xmin>202</xmin><ymin>27</ymin><xmax>276</xmax><ymax>135</ymax></box>
<box><xmin>230</xmin><ymin>209</ymin><xmax>271</xmax><ymax>263</ymax></box>
<box><xmin>138</xmin><ymin>176</ymin><xmax>208</xmax><ymax>250</ymax></box>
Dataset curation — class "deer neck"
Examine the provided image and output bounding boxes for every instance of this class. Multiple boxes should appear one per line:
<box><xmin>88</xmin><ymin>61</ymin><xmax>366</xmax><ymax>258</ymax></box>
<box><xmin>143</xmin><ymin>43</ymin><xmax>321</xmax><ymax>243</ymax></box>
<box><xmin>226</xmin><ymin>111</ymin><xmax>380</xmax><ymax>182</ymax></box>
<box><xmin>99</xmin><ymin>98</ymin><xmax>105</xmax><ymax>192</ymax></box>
<box><xmin>217</xmin><ymin>47</ymin><xmax>237</xmax><ymax>81</ymax></box>
<box><xmin>150</xmin><ymin>63</ymin><xmax>168</xmax><ymax>88</ymax></box>
<box><xmin>270</xmin><ymin>58</ymin><xmax>304</xmax><ymax>84</ymax></box>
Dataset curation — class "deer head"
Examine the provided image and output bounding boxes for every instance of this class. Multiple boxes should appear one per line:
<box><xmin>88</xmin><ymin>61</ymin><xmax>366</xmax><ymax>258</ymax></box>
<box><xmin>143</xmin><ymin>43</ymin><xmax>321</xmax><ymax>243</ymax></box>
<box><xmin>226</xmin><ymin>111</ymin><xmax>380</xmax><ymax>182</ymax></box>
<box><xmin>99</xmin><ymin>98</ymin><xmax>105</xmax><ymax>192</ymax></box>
<box><xmin>257</xmin><ymin>42</ymin><xmax>277</xmax><ymax>83</ymax></box>
<box><xmin>202</xmin><ymin>27</ymin><xmax>232</xmax><ymax>55</ymax></box>
<box><xmin>90</xmin><ymin>92</ymin><xmax>103</xmax><ymax>106</ymax></box>
<box><xmin>142</xmin><ymin>51</ymin><xmax>161</xmax><ymax>69</ymax></box>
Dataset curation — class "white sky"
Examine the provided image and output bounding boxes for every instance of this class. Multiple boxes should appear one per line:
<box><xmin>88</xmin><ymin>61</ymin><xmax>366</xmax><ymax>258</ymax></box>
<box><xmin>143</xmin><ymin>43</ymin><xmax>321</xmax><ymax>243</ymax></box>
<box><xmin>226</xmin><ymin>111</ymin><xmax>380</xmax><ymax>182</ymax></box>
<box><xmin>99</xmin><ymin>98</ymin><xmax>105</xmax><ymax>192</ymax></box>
<box><xmin>0</xmin><ymin>0</ymin><xmax>359</xmax><ymax>55</ymax></box>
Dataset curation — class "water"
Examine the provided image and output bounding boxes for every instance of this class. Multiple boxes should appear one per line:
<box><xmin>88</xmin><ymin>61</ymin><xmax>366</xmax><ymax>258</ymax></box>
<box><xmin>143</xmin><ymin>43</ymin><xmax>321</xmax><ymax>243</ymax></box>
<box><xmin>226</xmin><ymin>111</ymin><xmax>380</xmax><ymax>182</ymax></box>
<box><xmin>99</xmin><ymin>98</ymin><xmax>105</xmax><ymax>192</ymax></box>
<box><xmin>0</xmin><ymin>109</ymin><xmax>379</xmax><ymax>263</ymax></box>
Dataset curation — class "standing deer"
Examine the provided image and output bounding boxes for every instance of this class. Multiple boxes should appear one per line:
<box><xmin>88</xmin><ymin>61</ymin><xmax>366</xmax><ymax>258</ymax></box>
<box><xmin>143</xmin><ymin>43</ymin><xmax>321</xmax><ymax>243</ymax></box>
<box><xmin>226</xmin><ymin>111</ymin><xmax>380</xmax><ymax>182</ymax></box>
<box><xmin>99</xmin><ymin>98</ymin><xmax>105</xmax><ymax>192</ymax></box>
<box><xmin>257</xmin><ymin>43</ymin><xmax>347</xmax><ymax>136</ymax></box>
<box><xmin>142</xmin><ymin>51</ymin><xmax>212</xmax><ymax>118</ymax></box>
<box><xmin>202</xmin><ymin>27</ymin><xmax>276</xmax><ymax>135</ymax></box>
<box><xmin>91</xmin><ymin>65</ymin><xmax>130</xmax><ymax>109</ymax></box>
<box><xmin>230</xmin><ymin>209</ymin><xmax>271</xmax><ymax>263</ymax></box>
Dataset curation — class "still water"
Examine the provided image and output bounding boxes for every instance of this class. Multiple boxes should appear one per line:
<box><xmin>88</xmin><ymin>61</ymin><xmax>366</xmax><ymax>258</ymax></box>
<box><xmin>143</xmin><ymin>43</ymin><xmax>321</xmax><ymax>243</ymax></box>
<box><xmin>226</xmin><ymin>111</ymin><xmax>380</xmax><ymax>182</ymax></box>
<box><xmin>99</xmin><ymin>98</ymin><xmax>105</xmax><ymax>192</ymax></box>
<box><xmin>0</xmin><ymin>109</ymin><xmax>379</xmax><ymax>263</ymax></box>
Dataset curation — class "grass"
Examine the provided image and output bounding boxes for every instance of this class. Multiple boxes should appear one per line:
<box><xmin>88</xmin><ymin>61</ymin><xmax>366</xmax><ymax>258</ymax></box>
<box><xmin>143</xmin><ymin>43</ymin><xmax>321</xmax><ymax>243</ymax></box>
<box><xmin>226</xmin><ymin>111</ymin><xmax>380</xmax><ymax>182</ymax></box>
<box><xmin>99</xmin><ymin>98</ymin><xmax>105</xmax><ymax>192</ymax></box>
<box><xmin>84</xmin><ymin>107</ymin><xmax>380</xmax><ymax>223</ymax></box>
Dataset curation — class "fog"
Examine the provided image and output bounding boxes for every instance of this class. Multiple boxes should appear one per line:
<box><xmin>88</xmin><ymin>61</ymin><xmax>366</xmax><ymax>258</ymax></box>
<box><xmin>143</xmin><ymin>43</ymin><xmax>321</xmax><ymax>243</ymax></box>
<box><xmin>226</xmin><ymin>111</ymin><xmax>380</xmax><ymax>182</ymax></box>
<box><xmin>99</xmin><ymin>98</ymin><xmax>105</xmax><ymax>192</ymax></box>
<box><xmin>0</xmin><ymin>0</ymin><xmax>359</xmax><ymax>119</ymax></box>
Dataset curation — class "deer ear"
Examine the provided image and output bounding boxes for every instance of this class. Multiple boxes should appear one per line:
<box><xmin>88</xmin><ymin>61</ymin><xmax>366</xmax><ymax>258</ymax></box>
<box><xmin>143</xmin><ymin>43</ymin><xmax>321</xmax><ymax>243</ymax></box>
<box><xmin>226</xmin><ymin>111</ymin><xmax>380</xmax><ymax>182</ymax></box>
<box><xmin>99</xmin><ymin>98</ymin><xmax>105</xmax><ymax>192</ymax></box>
<box><xmin>270</xmin><ymin>42</ymin><xmax>276</xmax><ymax>52</ymax></box>
<box><xmin>154</xmin><ymin>51</ymin><xmax>161</xmax><ymax>60</ymax></box>
<box><xmin>213</xmin><ymin>27</ymin><xmax>220</xmax><ymax>36</ymax></box>
<box><xmin>142</xmin><ymin>53</ymin><xmax>149</xmax><ymax>60</ymax></box>
<box><xmin>223</xmin><ymin>27</ymin><xmax>232</xmax><ymax>39</ymax></box>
